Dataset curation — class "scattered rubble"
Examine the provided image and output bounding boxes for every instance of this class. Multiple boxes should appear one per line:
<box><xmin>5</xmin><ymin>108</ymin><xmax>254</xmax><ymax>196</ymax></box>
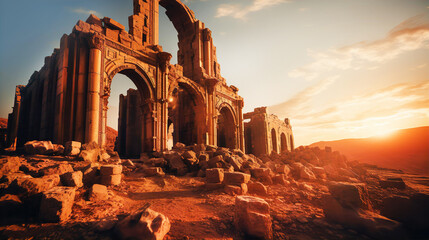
<box><xmin>0</xmin><ymin>142</ymin><xmax>428</xmax><ymax>239</ymax></box>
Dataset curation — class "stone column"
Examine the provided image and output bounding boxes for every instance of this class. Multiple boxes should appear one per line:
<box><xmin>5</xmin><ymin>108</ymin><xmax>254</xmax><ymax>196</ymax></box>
<box><xmin>54</xmin><ymin>34</ymin><xmax>69</xmax><ymax>144</ymax></box>
<box><xmin>100</xmin><ymin>97</ymin><xmax>109</xmax><ymax>148</ymax></box>
<box><xmin>75</xmin><ymin>38</ymin><xmax>88</xmax><ymax>142</ymax></box>
<box><xmin>85</xmin><ymin>33</ymin><xmax>104</xmax><ymax>144</ymax></box>
<box><xmin>203</xmin><ymin>29</ymin><xmax>212</xmax><ymax>76</ymax></box>
<box><xmin>238</xmin><ymin>99</ymin><xmax>245</xmax><ymax>152</ymax></box>
<box><xmin>157</xmin><ymin>52</ymin><xmax>172</xmax><ymax>151</ymax></box>
<box><xmin>205</xmin><ymin>78</ymin><xmax>219</xmax><ymax>145</ymax></box>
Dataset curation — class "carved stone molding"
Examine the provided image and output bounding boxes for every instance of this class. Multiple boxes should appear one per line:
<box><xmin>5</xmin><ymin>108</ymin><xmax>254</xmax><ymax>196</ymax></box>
<box><xmin>157</xmin><ymin>52</ymin><xmax>172</xmax><ymax>73</ymax></box>
<box><xmin>203</xmin><ymin>28</ymin><xmax>212</xmax><ymax>42</ymax></box>
<box><xmin>88</xmin><ymin>33</ymin><xmax>105</xmax><ymax>50</ymax></box>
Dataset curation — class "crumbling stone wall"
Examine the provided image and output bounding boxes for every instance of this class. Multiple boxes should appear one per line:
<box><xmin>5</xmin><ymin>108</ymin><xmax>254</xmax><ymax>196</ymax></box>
<box><xmin>244</xmin><ymin>107</ymin><xmax>294</xmax><ymax>156</ymax></box>
<box><xmin>6</xmin><ymin>0</ymin><xmax>244</xmax><ymax>155</ymax></box>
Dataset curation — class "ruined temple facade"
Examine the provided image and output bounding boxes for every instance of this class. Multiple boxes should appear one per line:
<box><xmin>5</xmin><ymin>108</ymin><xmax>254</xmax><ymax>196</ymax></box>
<box><xmin>244</xmin><ymin>107</ymin><xmax>294</xmax><ymax>156</ymax></box>
<box><xmin>6</xmin><ymin>0</ymin><xmax>245</xmax><ymax>155</ymax></box>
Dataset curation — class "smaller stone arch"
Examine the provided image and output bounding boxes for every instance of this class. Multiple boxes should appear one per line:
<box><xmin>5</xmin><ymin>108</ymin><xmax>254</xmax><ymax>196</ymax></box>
<box><xmin>168</xmin><ymin>79</ymin><xmax>206</xmax><ymax>145</ymax></box>
<box><xmin>104</xmin><ymin>62</ymin><xmax>155</xmax><ymax>100</ymax></box>
<box><xmin>271</xmin><ymin>128</ymin><xmax>278</xmax><ymax>153</ymax></box>
<box><xmin>217</xmin><ymin>104</ymin><xmax>237</xmax><ymax>149</ymax></box>
<box><xmin>103</xmin><ymin>63</ymin><xmax>157</xmax><ymax>156</ymax></box>
<box><xmin>290</xmin><ymin>134</ymin><xmax>295</xmax><ymax>151</ymax></box>
<box><xmin>280</xmin><ymin>132</ymin><xmax>287</xmax><ymax>153</ymax></box>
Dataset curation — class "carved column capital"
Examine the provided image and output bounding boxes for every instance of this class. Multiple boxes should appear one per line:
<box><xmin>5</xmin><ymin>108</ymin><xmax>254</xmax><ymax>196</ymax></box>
<box><xmin>88</xmin><ymin>33</ymin><xmax>105</xmax><ymax>50</ymax></box>
<box><xmin>157</xmin><ymin>52</ymin><xmax>172</xmax><ymax>73</ymax></box>
<box><xmin>203</xmin><ymin>28</ymin><xmax>212</xmax><ymax>42</ymax></box>
<box><xmin>205</xmin><ymin>78</ymin><xmax>220</xmax><ymax>93</ymax></box>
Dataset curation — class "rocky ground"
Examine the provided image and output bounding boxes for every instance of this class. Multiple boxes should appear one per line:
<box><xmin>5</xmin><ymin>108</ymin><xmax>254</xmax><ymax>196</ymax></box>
<box><xmin>0</xmin><ymin>141</ymin><xmax>428</xmax><ymax>240</ymax></box>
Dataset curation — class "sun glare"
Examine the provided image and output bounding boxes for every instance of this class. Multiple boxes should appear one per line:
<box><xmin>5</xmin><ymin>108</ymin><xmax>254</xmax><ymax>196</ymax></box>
<box><xmin>373</xmin><ymin>128</ymin><xmax>396</xmax><ymax>138</ymax></box>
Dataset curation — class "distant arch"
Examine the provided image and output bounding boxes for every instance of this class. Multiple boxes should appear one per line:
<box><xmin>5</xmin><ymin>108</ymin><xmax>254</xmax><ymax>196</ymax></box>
<box><xmin>290</xmin><ymin>134</ymin><xmax>294</xmax><ymax>151</ymax></box>
<box><xmin>217</xmin><ymin>106</ymin><xmax>236</xmax><ymax>149</ymax></box>
<box><xmin>280</xmin><ymin>132</ymin><xmax>287</xmax><ymax>153</ymax></box>
<box><xmin>271</xmin><ymin>128</ymin><xmax>277</xmax><ymax>153</ymax></box>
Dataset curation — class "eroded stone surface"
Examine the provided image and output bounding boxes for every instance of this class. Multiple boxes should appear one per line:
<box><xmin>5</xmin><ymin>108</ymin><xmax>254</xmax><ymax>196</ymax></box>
<box><xmin>39</xmin><ymin>186</ymin><xmax>76</xmax><ymax>222</ymax></box>
<box><xmin>115</xmin><ymin>208</ymin><xmax>171</xmax><ymax>240</ymax></box>
<box><xmin>235</xmin><ymin>195</ymin><xmax>272</xmax><ymax>239</ymax></box>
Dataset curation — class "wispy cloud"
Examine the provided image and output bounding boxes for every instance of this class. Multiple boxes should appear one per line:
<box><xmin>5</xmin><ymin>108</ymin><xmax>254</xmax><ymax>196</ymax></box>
<box><xmin>216</xmin><ymin>0</ymin><xmax>289</xmax><ymax>20</ymax></box>
<box><xmin>71</xmin><ymin>8</ymin><xmax>99</xmax><ymax>16</ymax></box>
<box><xmin>289</xmin><ymin>14</ymin><xmax>429</xmax><ymax>80</ymax></box>
<box><xmin>268</xmin><ymin>76</ymin><xmax>337</xmax><ymax>115</ymax></box>
<box><xmin>274</xmin><ymin>81</ymin><xmax>429</xmax><ymax>144</ymax></box>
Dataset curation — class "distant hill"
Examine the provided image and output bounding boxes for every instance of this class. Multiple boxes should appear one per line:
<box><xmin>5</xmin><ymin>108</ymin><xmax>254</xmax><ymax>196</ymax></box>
<box><xmin>106</xmin><ymin>126</ymin><xmax>118</xmax><ymax>151</ymax></box>
<box><xmin>310</xmin><ymin>126</ymin><xmax>429</xmax><ymax>175</ymax></box>
<box><xmin>0</xmin><ymin>118</ymin><xmax>7</xmax><ymax>129</ymax></box>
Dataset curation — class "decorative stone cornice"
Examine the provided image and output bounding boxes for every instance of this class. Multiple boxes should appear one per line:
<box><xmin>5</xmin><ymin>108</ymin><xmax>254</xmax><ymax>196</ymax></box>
<box><xmin>88</xmin><ymin>33</ymin><xmax>105</xmax><ymax>50</ymax></box>
<box><xmin>157</xmin><ymin>52</ymin><xmax>172</xmax><ymax>73</ymax></box>
<box><xmin>203</xmin><ymin>28</ymin><xmax>212</xmax><ymax>42</ymax></box>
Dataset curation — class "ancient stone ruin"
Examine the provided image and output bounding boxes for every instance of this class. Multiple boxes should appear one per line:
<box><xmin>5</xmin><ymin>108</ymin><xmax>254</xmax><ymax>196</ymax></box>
<box><xmin>244</xmin><ymin>107</ymin><xmax>294</xmax><ymax>156</ymax></box>
<box><xmin>6</xmin><ymin>0</ymin><xmax>248</xmax><ymax>156</ymax></box>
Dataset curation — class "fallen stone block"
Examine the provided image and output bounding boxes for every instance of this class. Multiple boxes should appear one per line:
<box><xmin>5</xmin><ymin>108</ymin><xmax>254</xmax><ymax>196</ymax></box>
<box><xmin>251</xmin><ymin>168</ymin><xmax>273</xmax><ymax>185</ymax></box>
<box><xmin>248</xmin><ymin>182</ymin><xmax>268</xmax><ymax>195</ymax></box>
<box><xmin>64</xmin><ymin>141</ymin><xmax>81</xmax><ymax>156</ymax></box>
<box><xmin>144</xmin><ymin>167</ymin><xmax>165</xmax><ymax>177</ymax></box>
<box><xmin>83</xmin><ymin>167</ymin><xmax>100</xmax><ymax>187</ymax></box>
<box><xmin>101</xmin><ymin>174</ymin><xmax>121</xmax><ymax>186</ymax></box>
<box><xmin>323</xmin><ymin>195</ymin><xmax>404</xmax><ymax>240</ymax></box>
<box><xmin>328</xmin><ymin>182</ymin><xmax>372</xmax><ymax>210</ymax></box>
<box><xmin>225</xmin><ymin>184</ymin><xmax>247</xmax><ymax>196</ymax></box>
<box><xmin>52</xmin><ymin>144</ymin><xmax>65</xmax><ymax>155</ymax></box>
<box><xmin>39</xmin><ymin>186</ymin><xmax>76</xmax><ymax>222</ymax></box>
<box><xmin>40</xmin><ymin>163</ymin><xmax>74</xmax><ymax>176</ymax></box>
<box><xmin>235</xmin><ymin>195</ymin><xmax>272</xmax><ymax>239</ymax></box>
<box><xmin>89</xmin><ymin>184</ymin><xmax>108</xmax><ymax>201</ymax></box>
<box><xmin>0</xmin><ymin>157</ymin><xmax>21</xmax><ymax>175</ymax></box>
<box><xmin>19</xmin><ymin>174</ymin><xmax>60</xmax><ymax>196</ymax></box>
<box><xmin>24</xmin><ymin>140</ymin><xmax>54</xmax><ymax>155</ymax></box>
<box><xmin>100</xmin><ymin>165</ymin><xmax>123</xmax><ymax>176</ymax></box>
<box><xmin>115</xmin><ymin>208</ymin><xmax>170</xmax><ymax>240</ymax></box>
<box><xmin>275</xmin><ymin>165</ymin><xmax>290</xmax><ymax>175</ymax></box>
<box><xmin>224</xmin><ymin>172</ymin><xmax>251</xmax><ymax>186</ymax></box>
<box><xmin>61</xmin><ymin>171</ymin><xmax>83</xmax><ymax>188</ymax></box>
<box><xmin>206</xmin><ymin>168</ymin><xmax>224</xmax><ymax>183</ymax></box>
<box><xmin>272</xmin><ymin>174</ymin><xmax>287</xmax><ymax>185</ymax></box>
<box><xmin>208</xmin><ymin>155</ymin><xmax>224</xmax><ymax>168</ymax></box>
<box><xmin>300</xmin><ymin>166</ymin><xmax>316</xmax><ymax>180</ymax></box>
<box><xmin>79</xmin><ymin>149</ymin><xmax>100</xmax><ymax>162</ymax></box>
<box><xmin>226</xmin><ymin>155</ymin><xmax>244</xmax><ymax>171</ymax></box>
<box><xmin>164</xmin><ymin>151</ymin><xmax>187</xmax><ymax>176</ymax></box>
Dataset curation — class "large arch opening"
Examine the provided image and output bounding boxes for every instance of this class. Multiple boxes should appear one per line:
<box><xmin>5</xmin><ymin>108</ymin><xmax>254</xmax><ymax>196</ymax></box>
<box><xmin>271</xmin><ymin>128</ymin><xmax>278</xmax><ymax>154</ymax></box>
<box><xmin>280</xmin><ymin>132</ymin><xmax>287</xmax><ymax>153</ymax></box>
<box><xmin>106</xmin><ymin>67</ymin><xmax>154</xmax><ymax>158</ymax></box>
<box><xmin>217</xmin><ymin>106</ymin><xmax>236</xmax><ymax>149</ymax></box>
<box><xmin>168</xmin><ymin>82</ymin><xmax>204</xmax><ymax>147</ymax></box>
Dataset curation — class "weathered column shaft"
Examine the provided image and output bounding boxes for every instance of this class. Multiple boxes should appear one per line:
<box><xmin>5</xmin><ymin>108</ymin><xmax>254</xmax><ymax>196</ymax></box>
<box><xmin>54</xmin><ymin>34</ymin><xmax>69</xmax><ymax>144</ymax></box>
<box><xmin>85</xmin><ymin>46</ymin><xmax>102</xmax><ymax>144</ymax></box>
<box><xmin>75</xmin><ymin>43</ymin><xmax>88</xmax><ymax>142</ymax></box>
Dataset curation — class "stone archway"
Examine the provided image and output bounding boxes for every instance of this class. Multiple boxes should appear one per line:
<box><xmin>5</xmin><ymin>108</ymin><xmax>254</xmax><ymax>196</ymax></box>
<box><xmin>168</xmin><ymin>80</ymin><xmax>205</xmax><ymax>146</ymax></box>
<box><xmin>104</xmin><ymin>64</ymin><xmax>155</xmax><ymax>157</ymax></box>
<box><xmin>290</xmin><ymin>135</ymin><xmax>294</xmax><ymax>151</ymax></box>
<box><xmin>7</xmin><ymin>0</ymin><xmax>245</xmax><ymax>153</ymax></box>
<box><xmin>271</xmin><ymin>128</ymin><xmax>278</xmax><ymax>153</ymax></box>
<box><xmin>217</xmin><ymin>105</ymin><xmax>236</xmax><ymax>149</ymax></box>
<box><xmin>280</xmin><ymin>132</ymin><xmax>287</xmax><ymax>153</ymax></box>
